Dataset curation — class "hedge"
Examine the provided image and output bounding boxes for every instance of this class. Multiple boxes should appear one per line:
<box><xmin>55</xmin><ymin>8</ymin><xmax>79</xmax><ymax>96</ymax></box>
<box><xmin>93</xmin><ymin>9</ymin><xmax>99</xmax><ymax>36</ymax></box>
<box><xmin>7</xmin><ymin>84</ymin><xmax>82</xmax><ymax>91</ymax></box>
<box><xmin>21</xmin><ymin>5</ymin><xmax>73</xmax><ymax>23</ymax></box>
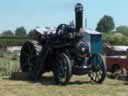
<box><xmin>0</xmin><ymin>36</ymin><xmax>31</xmax><ymax>47</ymax></box>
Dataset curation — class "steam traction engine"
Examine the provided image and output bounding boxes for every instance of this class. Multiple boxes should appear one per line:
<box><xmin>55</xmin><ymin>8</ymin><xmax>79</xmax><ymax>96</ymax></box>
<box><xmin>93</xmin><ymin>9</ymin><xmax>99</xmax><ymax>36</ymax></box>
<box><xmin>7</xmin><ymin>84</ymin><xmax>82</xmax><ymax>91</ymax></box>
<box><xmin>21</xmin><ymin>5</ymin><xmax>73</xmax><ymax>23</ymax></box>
<box><xmin>20</xmin><ymin>3</ymin><xmax>107</xmax><ymax>85</ymax></box>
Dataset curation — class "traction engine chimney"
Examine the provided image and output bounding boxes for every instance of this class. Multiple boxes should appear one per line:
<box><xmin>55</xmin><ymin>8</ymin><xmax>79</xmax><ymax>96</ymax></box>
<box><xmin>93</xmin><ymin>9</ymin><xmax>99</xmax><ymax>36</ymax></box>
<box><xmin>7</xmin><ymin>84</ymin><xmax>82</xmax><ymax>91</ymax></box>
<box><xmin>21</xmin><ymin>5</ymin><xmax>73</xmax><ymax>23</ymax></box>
<box><xmin>75</xmin><ymin>3</ymin><xmax>83</xmax><ymax>32</ymax></box>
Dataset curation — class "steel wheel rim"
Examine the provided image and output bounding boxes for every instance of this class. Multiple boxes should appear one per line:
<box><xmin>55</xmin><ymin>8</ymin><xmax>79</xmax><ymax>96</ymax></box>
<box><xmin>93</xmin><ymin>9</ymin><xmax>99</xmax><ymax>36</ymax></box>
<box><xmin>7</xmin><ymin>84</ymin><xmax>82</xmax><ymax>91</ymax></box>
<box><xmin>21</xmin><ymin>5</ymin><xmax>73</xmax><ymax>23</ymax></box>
<box><xmin>89</xmin><ymin>54</ymin><xmax>105</xmax><ymax>83</ymax></box>
<box><xmin>56</xmin><ymin>56</ymin><xmax>68</xmax><ymax>83</ymax></box>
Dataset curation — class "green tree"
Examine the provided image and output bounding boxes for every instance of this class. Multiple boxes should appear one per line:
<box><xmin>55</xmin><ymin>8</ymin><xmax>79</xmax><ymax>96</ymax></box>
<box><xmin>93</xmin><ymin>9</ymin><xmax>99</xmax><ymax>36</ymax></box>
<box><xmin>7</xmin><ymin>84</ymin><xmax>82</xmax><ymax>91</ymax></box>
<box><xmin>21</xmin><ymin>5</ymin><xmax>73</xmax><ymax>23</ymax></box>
<box><xmin>15</xmin><ymin>26</ymin><xmax>27</xmax><ymax>37</ymax></box>
<box><xmin>1</xmin><ymin>30</ymin><xmax>14</xmax><ymax>37</ymax></box>
<box><xmin>116</xmin><ymin>25</ymin><xmax>128</xmax><ymax>36</ymax></box>
<box><xmin>102</xmin><ymin>32</ymin><xmax>128</xmax><ymax>45</ymax></box>
<box><xmin>96</xmin><ymin>15</ymin><xmax>115</xmax><ymax>32</ymax></box>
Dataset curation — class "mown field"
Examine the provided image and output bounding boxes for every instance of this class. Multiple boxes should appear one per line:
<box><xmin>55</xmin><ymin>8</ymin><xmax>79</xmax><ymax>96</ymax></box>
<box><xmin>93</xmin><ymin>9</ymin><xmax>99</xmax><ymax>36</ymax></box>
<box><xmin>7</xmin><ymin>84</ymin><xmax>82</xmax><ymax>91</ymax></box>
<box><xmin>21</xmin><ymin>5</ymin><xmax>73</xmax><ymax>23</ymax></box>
<box><xmin>0</xmin><ymin>75</ymin><xmax>128</xmax><ymax>96</ymax></box>
<box><xmin>0</xmin><ymin>52</ymin><xmax>128</xmax><ymax>96</ymax></box>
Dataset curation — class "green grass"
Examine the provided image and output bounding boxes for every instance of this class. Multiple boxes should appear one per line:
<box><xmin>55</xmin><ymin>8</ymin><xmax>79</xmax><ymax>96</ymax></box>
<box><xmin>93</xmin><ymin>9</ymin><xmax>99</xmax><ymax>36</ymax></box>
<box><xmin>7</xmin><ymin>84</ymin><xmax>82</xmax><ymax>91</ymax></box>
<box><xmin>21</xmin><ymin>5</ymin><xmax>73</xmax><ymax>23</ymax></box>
<box><xmin>0</xmin><ymin>52</ymin><xmax>128</xmax><ymax>96</ymax></box>
<box><xmin>0</xmin><ymin>52</ymin><xmax>19</xmax><ymax>76</ymax></box>
<box><xmin>0</xmin><ymin>75</ymin><xmax>128</xmax><ymax>96</ymax></box>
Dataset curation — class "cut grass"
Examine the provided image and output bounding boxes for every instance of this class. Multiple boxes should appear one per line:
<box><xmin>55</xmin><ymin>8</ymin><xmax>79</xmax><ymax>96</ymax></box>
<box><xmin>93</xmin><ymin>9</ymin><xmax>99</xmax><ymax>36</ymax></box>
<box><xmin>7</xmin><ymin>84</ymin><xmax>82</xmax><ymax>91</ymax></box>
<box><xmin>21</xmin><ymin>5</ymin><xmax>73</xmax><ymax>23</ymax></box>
<box><xmin>0</xmin><ymin>74</ymin><xmax>128</xmax><ymax>96</ymax></box>
<box><xmin>0</xmin><ymin>54</ymin><xmax>19</xmax><ymax>76</ymax></box>
<box><xmin>0</xmin><ymin>53</ymin><xmax>128</xmax><ymax>96</ymax></box>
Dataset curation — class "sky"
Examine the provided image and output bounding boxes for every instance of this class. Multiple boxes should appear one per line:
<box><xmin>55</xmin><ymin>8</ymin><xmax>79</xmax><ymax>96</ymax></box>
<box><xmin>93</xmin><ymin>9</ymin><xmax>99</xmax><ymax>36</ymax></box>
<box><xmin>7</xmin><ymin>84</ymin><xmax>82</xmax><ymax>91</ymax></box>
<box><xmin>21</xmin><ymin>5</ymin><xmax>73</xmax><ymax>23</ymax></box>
<box><xmin>0</xmin><ymin>0</ymin><xmax>128</xmax><ymax>32</ymax></box>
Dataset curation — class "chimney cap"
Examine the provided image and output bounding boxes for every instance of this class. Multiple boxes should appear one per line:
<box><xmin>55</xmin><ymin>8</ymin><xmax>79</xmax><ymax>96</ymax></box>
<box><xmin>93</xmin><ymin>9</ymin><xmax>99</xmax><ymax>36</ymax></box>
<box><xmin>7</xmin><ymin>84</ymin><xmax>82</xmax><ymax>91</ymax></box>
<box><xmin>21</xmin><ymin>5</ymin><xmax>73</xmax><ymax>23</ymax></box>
<box><xmin>75</xmin><ymin>3</ymin><xmax>83</xmax><ymax>11</ymax></box>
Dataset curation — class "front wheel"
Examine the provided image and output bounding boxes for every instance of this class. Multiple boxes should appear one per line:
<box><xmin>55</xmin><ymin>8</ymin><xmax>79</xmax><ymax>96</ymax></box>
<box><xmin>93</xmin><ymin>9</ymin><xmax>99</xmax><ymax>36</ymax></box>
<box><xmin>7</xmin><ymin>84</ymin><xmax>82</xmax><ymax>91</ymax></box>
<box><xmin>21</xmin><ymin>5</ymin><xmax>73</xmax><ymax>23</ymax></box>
<box><xmin>52</xmin><ymin>53</ymin><xmax>72</xmax><ymax>85</ymax></box>
<box><xmin>88</xmin><ymin>53</ymin><xmax>107</xmax><ymax>84</ymax></box>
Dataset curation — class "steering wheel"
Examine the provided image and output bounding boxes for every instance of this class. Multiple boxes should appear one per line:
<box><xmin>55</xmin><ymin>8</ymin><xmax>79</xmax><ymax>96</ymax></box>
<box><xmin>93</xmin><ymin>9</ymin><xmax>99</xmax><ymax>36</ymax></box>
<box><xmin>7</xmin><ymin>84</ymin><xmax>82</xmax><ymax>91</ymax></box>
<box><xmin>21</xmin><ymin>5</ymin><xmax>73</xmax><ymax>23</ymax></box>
<box><xmin>56</xmin><ymin>24</ymin><xmax>68</xmax><ymax>37</ymax></box>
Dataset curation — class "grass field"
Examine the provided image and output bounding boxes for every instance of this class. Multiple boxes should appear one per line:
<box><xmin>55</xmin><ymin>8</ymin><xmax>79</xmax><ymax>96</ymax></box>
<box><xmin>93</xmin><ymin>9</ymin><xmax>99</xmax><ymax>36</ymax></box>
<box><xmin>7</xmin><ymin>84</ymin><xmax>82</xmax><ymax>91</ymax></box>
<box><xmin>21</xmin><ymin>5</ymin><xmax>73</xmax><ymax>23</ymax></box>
<box><xmin>0</xmin><ymin>75</ymin><xmax>128</xmax><ymax>96</ymax></box>
<box><xmin>0</xmin><ymin>52</ymin><xmax>128</xmax><ymax>96</ymax></box>
<box><xmin>0</xmin><ymin>52</ymin><xmax>19</xmax><ymax>76</ymax></box>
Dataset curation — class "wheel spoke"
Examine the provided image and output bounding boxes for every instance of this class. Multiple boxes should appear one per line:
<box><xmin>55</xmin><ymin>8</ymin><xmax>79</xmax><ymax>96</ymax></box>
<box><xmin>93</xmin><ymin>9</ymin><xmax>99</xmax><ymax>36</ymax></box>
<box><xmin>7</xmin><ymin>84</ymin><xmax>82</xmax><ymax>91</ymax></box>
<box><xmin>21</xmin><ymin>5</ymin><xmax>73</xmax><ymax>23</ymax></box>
<box><xmin>95</xmin><ymin>72</ymin><xmax>99</xmax><ymax>81</ymax></box>
<box><xmin>53</xmin><ymin>53</ymin><xmax>72</xmax><ymax>85</ymax></box>
<box><xmin>88</xmin><ymin>54</ymin><xmax>106</xmax><ymax>83</ymax></box>
<box><xmin>96</xmin><ymin>72</ymin><xmax>100</xmax><ymax>81</ymax></box>
<box><xmin>56</xmin><ymin>57</ymin><xmax>66</xmax><ymax>82</ymax></box>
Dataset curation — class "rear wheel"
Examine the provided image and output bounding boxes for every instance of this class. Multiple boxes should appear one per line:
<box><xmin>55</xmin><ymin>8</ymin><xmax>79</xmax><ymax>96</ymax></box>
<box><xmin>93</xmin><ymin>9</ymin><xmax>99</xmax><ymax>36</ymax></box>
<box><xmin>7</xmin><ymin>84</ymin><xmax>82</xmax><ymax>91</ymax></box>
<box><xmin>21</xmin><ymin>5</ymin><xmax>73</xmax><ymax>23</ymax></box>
<box><xmin>20</xmin><ymin>40</ymin><xmax>42</xmax><ymax>72</ymax></box>
<box><xmin>53</xmin><ymin>53</ymin><xmax>72</xmax><ymax>85</ymax></box>
<box><xmin>88</xmin><ymin>53</ymin><xmax>107</xmax><ymax>84</ymax></box>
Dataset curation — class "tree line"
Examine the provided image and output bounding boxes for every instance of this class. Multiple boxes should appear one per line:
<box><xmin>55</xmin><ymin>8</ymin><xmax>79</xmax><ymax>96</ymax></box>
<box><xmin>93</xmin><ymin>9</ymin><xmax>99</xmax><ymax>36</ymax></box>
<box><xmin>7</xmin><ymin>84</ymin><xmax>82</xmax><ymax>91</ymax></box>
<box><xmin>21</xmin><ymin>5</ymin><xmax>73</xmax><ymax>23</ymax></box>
<box><xmin>0</xmin><ymin>27</ymin><xmax>30</xmax><ymax>47</ymax></box>
<box><xmin>96</xmin><ymin>15</ymin><xmax>128</xmax><ymax>45</ymax></box>
<box><xmin>1</xmin><ymin>26</ymin><xmax>27</xmax><ymax>37</ymax></box>
<box><xmin>0</xmin><ymin>15</ymin><xmax>128</xmax><ymax>46</ymax></box>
